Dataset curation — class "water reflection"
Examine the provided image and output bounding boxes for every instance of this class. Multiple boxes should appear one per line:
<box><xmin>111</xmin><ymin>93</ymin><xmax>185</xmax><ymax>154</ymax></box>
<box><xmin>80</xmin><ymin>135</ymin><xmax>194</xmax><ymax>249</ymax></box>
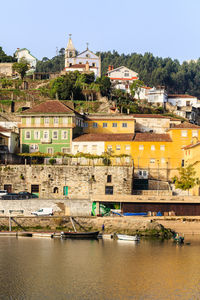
<box><xmin>0</xmin><ymin>236</ymin><xmax>200</xmax><ymax>299</ymax></box>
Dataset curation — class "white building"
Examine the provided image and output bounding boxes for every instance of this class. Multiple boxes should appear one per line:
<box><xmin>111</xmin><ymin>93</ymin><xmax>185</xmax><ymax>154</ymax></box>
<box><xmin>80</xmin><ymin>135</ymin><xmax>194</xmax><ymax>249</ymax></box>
<box><xmin>107</xmin><ymin>66</ymin><xmax>138</xmax><ymax>93</ymax></box>
<box><xmin>15</xmin><ymin>48</ymin><xmax>37</xmax><ymax>71</ymax></box>
<box><xmin>167</xmin><ymin>94</ymin><xmax>200</xmax><ymax>108</ymax></box>
<box><xmin>64</xmin><ymin>35</ymin><xmax>101</xmax><ymax>78</ymax></box>
<box><xmin>147</xmin><ymin>87</ymin><xmax>168</xmax><ymax>105</ymax></box>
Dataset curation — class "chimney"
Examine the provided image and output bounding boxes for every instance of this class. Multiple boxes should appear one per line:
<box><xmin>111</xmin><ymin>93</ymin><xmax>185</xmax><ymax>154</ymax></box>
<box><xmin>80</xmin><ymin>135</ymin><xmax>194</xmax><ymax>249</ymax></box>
<box><xmin>112</xmin><ymin>65</ymin><xmax>114</xmax><ymax>70</ymax></box>
<box><xmin>108</xmin><ymin>65</ymin><xmax>112</xmax><ymax>71</ymax></box>
<box><xmin>85</xmin><ymin>61</ymin><xmax>89</xmax><ymax>71</ymax></box>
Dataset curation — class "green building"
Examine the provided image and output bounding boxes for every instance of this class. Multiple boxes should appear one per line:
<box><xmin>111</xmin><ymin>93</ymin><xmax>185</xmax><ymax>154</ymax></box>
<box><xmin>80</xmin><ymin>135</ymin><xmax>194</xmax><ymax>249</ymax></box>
<box><xmin>19</xmin><ymin>100</ymin><xmax>83</xmax><ymax>154</ymax></box>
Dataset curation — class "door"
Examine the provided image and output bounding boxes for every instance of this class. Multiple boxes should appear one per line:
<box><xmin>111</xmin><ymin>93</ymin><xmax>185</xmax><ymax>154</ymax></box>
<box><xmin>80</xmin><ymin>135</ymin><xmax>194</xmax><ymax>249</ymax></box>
<box><xmin>63</xmin><ymin>186</ymin><xmax>68</xmax><ymax>196</ymax></box>
<box><xmin>31</xmin><ymin>184</ymin><xmax>39</xmax><ymax>197</ymax></box>
<box><xmin>4</xmin><ymin>184</ymin><xmax>12</xmax><ymax>193</ymax></box>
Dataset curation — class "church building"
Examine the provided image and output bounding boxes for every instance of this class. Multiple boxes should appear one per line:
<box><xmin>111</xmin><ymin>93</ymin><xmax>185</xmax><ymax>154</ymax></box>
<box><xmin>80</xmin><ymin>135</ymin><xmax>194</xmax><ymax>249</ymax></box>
<box><xmin>64</xmin><ymin>35</ymin><xmax>101</xmax><ymax>78</ymax></box>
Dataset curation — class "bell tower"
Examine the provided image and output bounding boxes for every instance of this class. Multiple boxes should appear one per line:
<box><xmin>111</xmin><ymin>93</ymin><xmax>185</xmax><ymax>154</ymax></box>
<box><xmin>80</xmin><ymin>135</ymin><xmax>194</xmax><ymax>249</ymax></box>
<box><xmin>65</xmin><ymin>34</ymin><xmax>76</xmax><ymax>68</ymax></box>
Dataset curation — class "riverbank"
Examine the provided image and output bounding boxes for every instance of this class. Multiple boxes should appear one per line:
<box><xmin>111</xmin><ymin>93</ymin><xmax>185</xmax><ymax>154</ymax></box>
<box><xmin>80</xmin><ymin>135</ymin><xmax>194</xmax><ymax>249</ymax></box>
<box><xmin>0</xmin><ymin>216</ymin><xmax>174</xmax><ymax>238</ymax></box>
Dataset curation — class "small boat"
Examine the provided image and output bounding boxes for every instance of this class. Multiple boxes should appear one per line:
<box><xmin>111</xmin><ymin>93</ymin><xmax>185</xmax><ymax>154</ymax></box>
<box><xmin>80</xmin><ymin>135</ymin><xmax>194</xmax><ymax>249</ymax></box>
<box><xmin>116</xmin><ymin>234</ymin><xmax>140</xmax><ymax>241</ymax></box>
<box><xmin>61</xmin><ymin>231</ymin><xmax>99</xmax><ymax>239</ymax></box>
<box><xmin>173</xmin><ymin>233</ymin><xmax>184</xmax><ymax>244</ymax></box>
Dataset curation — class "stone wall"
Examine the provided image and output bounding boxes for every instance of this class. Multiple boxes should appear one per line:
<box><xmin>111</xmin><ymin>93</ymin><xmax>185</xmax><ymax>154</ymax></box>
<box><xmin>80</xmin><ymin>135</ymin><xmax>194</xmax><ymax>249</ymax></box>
<box><xmin>0</xmin><ymin>165</ymin><xmax>133</xmax><ymax>200</ymax></box>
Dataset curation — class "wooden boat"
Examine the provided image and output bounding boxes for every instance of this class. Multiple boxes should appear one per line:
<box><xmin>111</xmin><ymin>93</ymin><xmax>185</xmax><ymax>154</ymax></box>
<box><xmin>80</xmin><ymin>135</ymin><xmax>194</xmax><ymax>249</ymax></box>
<box><xmin>117</xmin><ymin>234</ymin><xmax>140</xmax><ymax>241</ymax></box>
<box><xmin>61</xmin><ymin>231</ymin><xmax>99</xmax><ymax>239</ymax></box>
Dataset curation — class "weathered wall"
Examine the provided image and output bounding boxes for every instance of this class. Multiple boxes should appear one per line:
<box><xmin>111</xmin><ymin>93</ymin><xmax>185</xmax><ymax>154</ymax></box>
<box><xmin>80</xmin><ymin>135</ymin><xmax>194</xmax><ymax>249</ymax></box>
<box><xmin>0</xmin><ymin>199</ymin><xmax>92</xmax><ymax>216</ymax></box>
<box><xmin>0</xmin><ymin>165</ymin><xmax>133</xmax><ymax>199</ymax></box>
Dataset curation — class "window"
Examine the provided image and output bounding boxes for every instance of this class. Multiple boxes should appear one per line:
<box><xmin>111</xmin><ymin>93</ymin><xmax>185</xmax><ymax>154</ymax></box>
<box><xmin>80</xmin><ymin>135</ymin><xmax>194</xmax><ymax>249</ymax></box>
<box><xmin>54</xmin><ymin>117</ymin><xmax>59</xmax><ymax>125</ymax></box>
<box><xmin>74</xmin><ymin>145</ymin><xmax>79</xmax><ymax>152</ymax></box>
<box><xmin>92</xmin><ymin>145</ymin><xmax>97</xmax><ymax>153</ymax></box>
<box><xmin>84</xmin><ymin>122</ymin><xmax>88</xmax><ymax>128</ymax></box>
<box><xmin>35</xmin><ymin>117</ymin><xmax>40</xmax><ymax>125</ymax></box>
<box><xmin>31</xmin><ymin>184</ymin><xmax>39</xmax><ymax>193</ymax></box>
<box><xmin>181</xmin><ymin>130</ymin><xmax>187</xmax><ymax>137</ymax></box>
<box><xmin>150</xmin><ymin>158</ymin><xmax>155</xmax><ymax>163</ymax></box>
<box><xmin>93</xmin><ymin>122</ymin><xmax>98</xmax><ymax>128</ymax></box>
<box><xmin>112</xmin><ymin>123</ymin><xmax>117</xmax><ymax>127</ymax></box>
<box><xmin>182</xmin><ymin>159</ymin><xmax>184</xmax><ymax>167</ymax></box>
<box><xmin>122</xmin><ymin>123</ymin><xmax>127</xmax><ymax>128</ymax></box>
<box><xmin>44</xmin><ymin>117</ymin><xmax>49</xmax><ymax>125</ymax></box>
<box><xmin>160</xmin><ymin>145</ymin><xmax>165</xmax><ymax>151</ymax></box>
<box><xmin>151</xmin><ymin>145</ymin><xmax>155</xmax><ymax>151</ymax></box>
<box><xmin>103</xmin><ymin>123</ymin><xmax>107</xmax><ymax>128</ymax></box>
<box><xmin>139</xmin><ymin>145</ymin><xmax>144</xmax><ymax>150</ymax></box>
<box><xmin>63</xmin><ymin>117</ymin><xmax>68</xmax><ymax>124</ymax></box>
<box><xmin>62</xmin><ymin>131</ymin><xmax>68</xmax><ymax>139</ymax></box>
<box><xmin>125</xmin><ymin>157</ymin><xmax>130</xmax><ymax>163</ymax></box>
<box><xmin>34</xmin><ymin>131</ymin><xmax>40</xmax><ymax>140</ymax></box>
<box><xmin>105</xmin><ymin>186</ymin><xmax>113</xmax><ymax>195</ymax></box>
<box><xmin>125</xmin><ymin>145</ymin><xmax>130</xmax><ymax>151</ymax></box>
<box><xmin>61</xmin><ymin>148</ymin><xmax>70</xmax><ymax>154</ymax></box>
<box><xmin>25</xmin><ymin>131</ymin><xmax>31</xmax><ymax>139</ymax></box>
<box><xmin>79</xmin><ymin>62</ymin><xmax>82</xmax><ymax>64</ymax></box>
<box><xmin>53</xmin><ymin>187</ymin><xmax>59</xmax><ymax>194</ymax></box>
<box><xmin>124</xmin><ymin>72</ymin><xmax>129</xmax><ymax>77</ymax></box>
<box><xmin>47</xmin><ymin>148</ymin><xmax>53</xmax><ymax>155</ymax></box>
<box><xmin>192</xmin><ymin>130</ymin><xmax>198</xmax><ymax>137</ymax></box>
<box><xmin>52</xmin><ymin>131</ymin><xmax>58</xmax><ymax>139</ymax></box>
<box><xmin>161</xmin><ymin>158</ymin><xmax>165</xmax><ymax>164</ymax></box>
<box><xmin>26</xmin><ymin>117</ymin><xmax>31</xmax><ymax>125</ymax></box>
<box><xmin>83</xmin><ymin>145</ymin><xmax>88</xmax><ymax>152</ymax></box>
<box><xmin>107</xmin><ymin>145</ymin><xmax>112</xmax><ymax>150</ymax></box>
<box><xmin>43</xmin><ymin>131</ymin><xmax>49</xmax><ymax>139</ymax></box>
<box><xmin>107</xmin><ymin>175</ymin><xmax>112</xmax><ymax>183</ymax></box>
<box><xmin>92</xmin><ymin>63</ymin><xmax>95</xmax><ymax>67</ymax></box>
<box><xmin>30</xmin><ymin>144</ymin><xmax>39</xmax><ymax>153</ymax></box>
<box><xmin>116</xmin><ymin>145</ymin><xmax>121</xmax><ymax>150</ymax></box>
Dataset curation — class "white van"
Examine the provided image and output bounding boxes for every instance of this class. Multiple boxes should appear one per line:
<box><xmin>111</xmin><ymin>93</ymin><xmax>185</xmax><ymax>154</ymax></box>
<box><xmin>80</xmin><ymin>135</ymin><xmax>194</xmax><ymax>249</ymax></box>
<box><xmin>31</xmin><ymin>208</ymin><xmax>53</xmax><ymax>216</ymax></box>
<box><xmin>0</xmin><ymin>190</ymin><xmax>8</xmax><ymax>197</ymax></box>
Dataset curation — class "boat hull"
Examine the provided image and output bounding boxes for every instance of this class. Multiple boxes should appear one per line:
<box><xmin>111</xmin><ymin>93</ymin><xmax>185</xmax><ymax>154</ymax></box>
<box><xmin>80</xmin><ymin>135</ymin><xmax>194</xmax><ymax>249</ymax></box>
<box><xmin>117</xmin><ymin>234</ymin><xmax>140</xmax><ymax>241</ymax></box>
<box><xmin>61</xmin><ymin>231</ymin><xmax>99</xmax><ymax>239</ymax></box>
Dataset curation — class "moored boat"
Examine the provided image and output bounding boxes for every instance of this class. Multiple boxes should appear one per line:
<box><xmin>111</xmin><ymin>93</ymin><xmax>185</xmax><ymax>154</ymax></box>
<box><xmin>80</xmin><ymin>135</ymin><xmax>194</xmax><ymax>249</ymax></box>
<box><xmin>61</xmin><ymin>231</ymin><xmax>99</xmax><ymax>239</ymax></box>
<box><xmin>117</xmin><ymin>234</ymin><xmax>140</xmax><ymax>241</ymax></box>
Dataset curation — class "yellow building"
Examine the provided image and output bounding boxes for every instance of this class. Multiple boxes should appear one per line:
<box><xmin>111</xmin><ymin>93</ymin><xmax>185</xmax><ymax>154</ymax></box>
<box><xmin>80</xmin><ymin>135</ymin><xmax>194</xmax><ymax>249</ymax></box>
<box><xmin>83</xmin><ymin>114</ymin><xmax>135</xmax><ymax>134</ymax></box>
<box><xmin>183</xmin><ymin>139</ymin><xmax>200</xmax><ymax>195</ymax></box>
<box><xmin>167</xmin><ymin>122</ymin><xmax>200</xmax><ymax>175</ymax></box>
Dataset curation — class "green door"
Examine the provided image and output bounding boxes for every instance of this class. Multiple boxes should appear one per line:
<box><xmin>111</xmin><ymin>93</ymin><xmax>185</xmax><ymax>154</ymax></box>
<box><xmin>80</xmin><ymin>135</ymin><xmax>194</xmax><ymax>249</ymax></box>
<box><xmin>63</xmin><ymin>186</ymin><xmax>68</xmax><ymax>196</ymax></box>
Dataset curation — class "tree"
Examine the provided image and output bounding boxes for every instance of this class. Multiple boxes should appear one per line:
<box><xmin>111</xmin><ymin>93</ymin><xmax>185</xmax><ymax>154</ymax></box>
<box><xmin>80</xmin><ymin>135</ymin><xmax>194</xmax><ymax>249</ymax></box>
<box><xmin>0</xmin><ymin>47</ymin><xmax>15</xmax><ymax>63</ymax></box>
<box><xmin>172</xmin><ymin>165</ymin><xmax>199</xmax><ymax>195</ymax></box>
<box><xmin>12</xmin><ymin>58</ymin><xmax>30</xmax><ymax>79</ymax></box>
<box><xmin>130</xmin><ymin>79</ymin><xmax>144</xmax><ymax>99</ymax></box>
<box><xmin>96</xmin><ymin>76</ymin><xmax>111</xmax><ymax>97</ymax></box>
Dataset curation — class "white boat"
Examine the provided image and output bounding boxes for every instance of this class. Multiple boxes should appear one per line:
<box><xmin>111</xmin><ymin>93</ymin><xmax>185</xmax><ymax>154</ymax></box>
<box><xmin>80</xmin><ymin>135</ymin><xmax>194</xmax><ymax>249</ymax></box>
<box><xmin>116</xmin><ymin>234</ymin><xmax>140</xmax><ymax>241</ymax></box>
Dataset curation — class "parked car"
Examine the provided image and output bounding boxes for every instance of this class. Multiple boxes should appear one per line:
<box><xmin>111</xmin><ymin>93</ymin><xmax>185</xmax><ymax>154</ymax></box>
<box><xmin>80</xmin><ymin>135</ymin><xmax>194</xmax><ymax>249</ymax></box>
<box><xmin>0</xmin><ymin>190</ymin><xmax>8</xmax><ymax>197</ymax></box>
<box><xmin>31</xmin><ymin>208</ymin><xmax>53</xmax><ymax>216</ymax></box>
<box><xmin>18</xmin><ymin>192</ymin><xmax>38</xmax><ymax>199</ymax></box>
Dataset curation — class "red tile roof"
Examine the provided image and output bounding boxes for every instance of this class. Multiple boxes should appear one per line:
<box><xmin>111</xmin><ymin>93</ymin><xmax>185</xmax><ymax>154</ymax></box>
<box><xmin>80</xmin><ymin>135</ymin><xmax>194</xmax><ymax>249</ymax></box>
<box><xmin>168</xmin><ymin>94</ymin><xmax>196</xmax><ymax>98</ymax></box>
<box><xmin>169</xmin><ymin>122</ymin><xmax>200</xmax><ymax>129</ymax></box>
<box><xmin>66</xmin><ymin>64</ymin><xmax>97</xmax><ymax>69</ymax></box>
<box><xmin>0</xmin><ymin>126</ymin><xmax>10</xmax><ymax>132</ymax></box>
<box><xmin>131</xmin><ymin>114</ymin><xmax>170</xmax><ymax>119</ymax></box>
<box><xmin>21</xmin><ymin>100</ymin><xmax>76</xmax><ymax>115</ymax></box>
<box><xmin>133</xmin><ymin>133</ymin><xmax>172</xmax><ymax>142</ymax></box>
<box><xmin>73</xmin><ymin>133</ymin><xmax>134</xmax><ymax>142</ymax></box>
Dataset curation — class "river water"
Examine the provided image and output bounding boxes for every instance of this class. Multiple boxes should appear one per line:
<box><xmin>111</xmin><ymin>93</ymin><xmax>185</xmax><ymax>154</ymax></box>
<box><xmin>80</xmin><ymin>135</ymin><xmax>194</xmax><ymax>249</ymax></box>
<box><xmin>0</xmin><ymin>236</ymin><xmax>200</xmax><ymax>299</ymax></box>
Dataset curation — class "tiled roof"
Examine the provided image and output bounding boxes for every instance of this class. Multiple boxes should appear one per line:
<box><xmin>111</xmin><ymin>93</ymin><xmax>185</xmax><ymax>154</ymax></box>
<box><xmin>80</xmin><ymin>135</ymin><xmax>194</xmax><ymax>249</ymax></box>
<box><xmin>85</xmin><ymin>114</ymin><xmax>134</xmax><ymax>120</ymax></box>
<box><xmin>132</xmin><ymin>114</ymin><xmax>170</xmax><ymax>119</ymax></box>
<box><xmin>21</xmin><ymin>100</ymin><xmax>76</xmax><ymax>115</ymax></box>
<box><xmin>169</xmin><ymin>122</ymin><xmax>200</xmax><ymax>129</ymax></box>
<box><xmin>0</xmin><ymin>126</ymin><xmax>11</xmax><ymax>132</ymax></box>
<box><xmin>182</xmin><ymin>142</ymin><xmax>200</xmax><ymax>150</ymax></box>
<box><xmin>133</xmin><ymin>133</ymin><xmax>172</xmax><ymax>142</ymax></box>
<box><xmin>73</xmin><ymin>133</ymin><xmax>134</xmax><ymax>142</ymax></box>
<box><xmin>66</xmin><ymin>64</ymin><xmax>97</xmax><ymax>69</ymax></box>
<box><xmin>168</xmin><ymin>94</ymin><xmax>196</xmax><ymax>98</ymax></box>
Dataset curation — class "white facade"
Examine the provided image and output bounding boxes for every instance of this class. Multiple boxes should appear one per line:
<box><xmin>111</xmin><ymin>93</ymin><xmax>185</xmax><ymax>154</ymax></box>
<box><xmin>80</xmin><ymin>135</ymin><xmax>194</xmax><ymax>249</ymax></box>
<box><xmin>65</xmin><ymin>36</ymin><xmax>101</xmax><ymax>77</ymax></box>
<box><xmin>147</xmin><ymin>87</ymin><xmax>168</xmax><ymax>104</ymax></box>
<box><xmin>107</xmin><ymin>66</ymin><xmax>138</xmax><ymax>93</ymax></box>
<box><xmin>167</xmin><ymin>95</ymin><xmax>200</xmax><ymax>108</ymax></box>
<box><xmin>72</xmin><ymin>141</ymin><xmax>105</xmax><ymax>155</ymax></box>
<box><xmin>15</xmin><ymin>48</ymin><xmax>37</xmax><ymax>70</ymax></box>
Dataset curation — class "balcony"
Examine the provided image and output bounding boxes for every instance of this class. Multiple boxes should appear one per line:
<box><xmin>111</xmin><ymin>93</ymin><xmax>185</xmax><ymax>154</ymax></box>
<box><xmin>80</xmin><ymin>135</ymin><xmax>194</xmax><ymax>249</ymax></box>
<box><xmin>41</xmin><ymin>138</ymin><xmax>52</xmax><ymax>144</ymax></box>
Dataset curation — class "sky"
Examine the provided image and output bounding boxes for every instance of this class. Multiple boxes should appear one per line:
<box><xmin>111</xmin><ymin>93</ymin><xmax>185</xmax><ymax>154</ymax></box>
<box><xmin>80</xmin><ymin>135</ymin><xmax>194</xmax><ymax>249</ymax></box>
<box><xmin>1</xmin><ymin>0</ymin><xmax>200</xmax><ymax>62</ymax></box>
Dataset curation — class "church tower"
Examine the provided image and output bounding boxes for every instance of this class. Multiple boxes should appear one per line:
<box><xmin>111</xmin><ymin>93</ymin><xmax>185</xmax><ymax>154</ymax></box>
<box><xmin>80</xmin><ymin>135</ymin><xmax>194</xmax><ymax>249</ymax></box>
<box><xmin>65</xmin><ymin>34</ymin><xmax>76</xmax><ymax>68</ymax></box>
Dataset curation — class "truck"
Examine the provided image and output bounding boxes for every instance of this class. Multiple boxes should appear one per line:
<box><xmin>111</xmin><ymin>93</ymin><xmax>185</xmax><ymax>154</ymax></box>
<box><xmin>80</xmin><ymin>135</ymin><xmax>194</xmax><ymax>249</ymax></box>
<box><xmin>31</xmin><ymin>208</ymin><xmax>53</xmax><ymax>216</ymax></box>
